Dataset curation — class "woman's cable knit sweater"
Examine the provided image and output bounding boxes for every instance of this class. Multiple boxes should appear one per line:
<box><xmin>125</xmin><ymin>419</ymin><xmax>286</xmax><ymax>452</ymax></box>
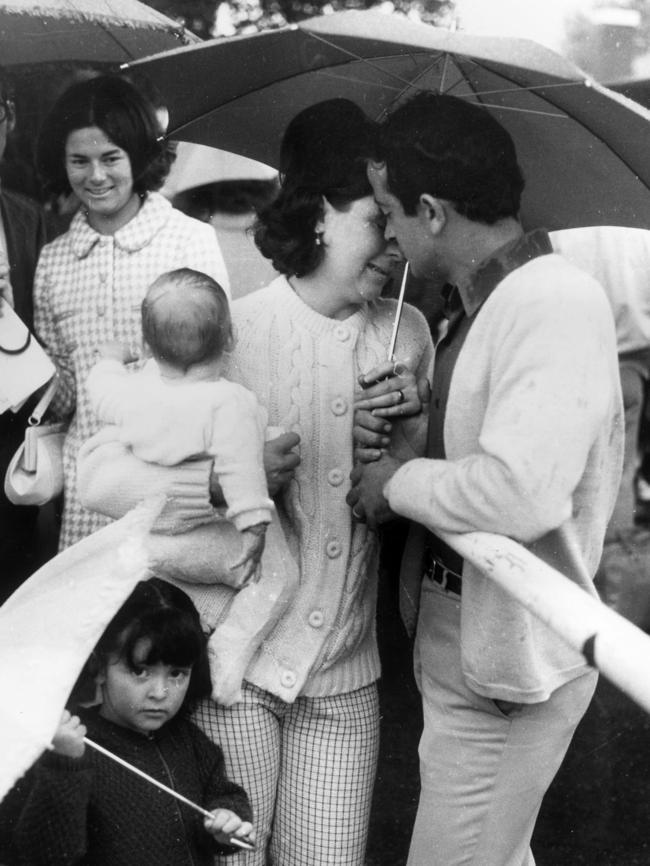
<box><xmin>186</xmin><ymin>277</ymin><xmax>434</xmax><ymax>702</ymax></box>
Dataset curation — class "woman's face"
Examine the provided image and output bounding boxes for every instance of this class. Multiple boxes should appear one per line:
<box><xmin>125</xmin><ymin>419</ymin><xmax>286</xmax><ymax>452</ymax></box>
<box><xmin>65</xmin><ymin>126</ymin><xmax>139</xmax><ymax>233</ymax></box>
<box><xmin>319</xmin><ymin>195</ymin><xmax>401</xmax><ymax>306</ymax></box>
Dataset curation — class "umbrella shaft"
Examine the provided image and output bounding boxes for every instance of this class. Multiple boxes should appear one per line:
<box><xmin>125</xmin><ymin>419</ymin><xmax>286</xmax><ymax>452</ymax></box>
<box><xmin>388</xmin><ymin>263</ymin><xmax>409</xmax><ymax>361</ymax></box>
<box><xmin>83</xmin><ymin>737</ymin><xmax>254</xmax><ymax>850</ymax></box>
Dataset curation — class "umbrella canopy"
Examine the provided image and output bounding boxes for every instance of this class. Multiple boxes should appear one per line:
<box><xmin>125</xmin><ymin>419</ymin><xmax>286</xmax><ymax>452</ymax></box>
<box><xmin>0</xmin><ymin>0</ymin><xmax>198</xmax><ymax>66</ymax></box>
<box><xmin>126</xmin><ymin>10</ymin><xmax>650</xmax><ymax>231</ymax></box>
<box><xmin>0</xmin><ymin>498</ymin><xmax>162</xmax><ymax>802</ymax></box>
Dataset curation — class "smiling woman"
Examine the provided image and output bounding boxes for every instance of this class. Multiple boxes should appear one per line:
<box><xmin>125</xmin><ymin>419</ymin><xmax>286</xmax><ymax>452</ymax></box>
<box><xmin>64</xmin><ymin>128</ymin><xmax>141</xmax><ymax>236</ymax></box>
<box><xmin>32</xmin><ymin>75</ymin><xmax>230</xmax><ymax>550</ymax></box>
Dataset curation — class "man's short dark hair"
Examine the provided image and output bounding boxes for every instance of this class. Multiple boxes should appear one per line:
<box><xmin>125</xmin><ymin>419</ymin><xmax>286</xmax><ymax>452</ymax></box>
<box><xmin>377</xmin><ymin>92</ymin><xmax>525</xmax><ymax>225</ymax></box>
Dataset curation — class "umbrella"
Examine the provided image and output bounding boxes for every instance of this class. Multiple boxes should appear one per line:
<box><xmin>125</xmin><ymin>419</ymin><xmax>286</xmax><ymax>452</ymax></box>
<box><xmin>161</xmin><ymin>141</ymin><xmax>277</xmax><ymax>199</ymax></box>
<box><xmin>0</xmin><ymin>497</ymin><xmax>162</xmax><ymax>802</ymax></box>
<box><xmin>126</xmin><ymin>9</ymin><xmax>650</xmax><ymax>231</ymax></box>
<box><xmin>0</xmin><ymin>0</ymin><xmax>198</xmax><ymax>66</ymax></box>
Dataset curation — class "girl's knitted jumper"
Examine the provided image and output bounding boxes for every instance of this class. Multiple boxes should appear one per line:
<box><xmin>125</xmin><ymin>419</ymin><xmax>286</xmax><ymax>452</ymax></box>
<box><xmin>186</xmin><ymin>277</ymin><xmax>434</xmax><ymax>702</ymax></box>
<box><xmin>0</xmin><ymin>708</ymin><xmax>252</xmax><ymax>866</ymax></box>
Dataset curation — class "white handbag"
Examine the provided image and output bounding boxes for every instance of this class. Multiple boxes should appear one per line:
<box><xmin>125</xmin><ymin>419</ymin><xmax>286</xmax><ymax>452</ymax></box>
<box><xmin>4</xmin><ymin>377</ymin><xmax>66</xmax><ymax>506</ymax></box>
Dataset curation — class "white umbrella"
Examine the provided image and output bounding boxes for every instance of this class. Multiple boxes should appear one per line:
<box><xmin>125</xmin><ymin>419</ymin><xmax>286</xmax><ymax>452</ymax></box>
<box><xmin>162</xmin><ymin>142</ymin><xmax>277</xmax><ymax>199</ymax></box>
<box><xmin>0</xmin><ymin>497</ymin><xmax>162</xmax><ymax>801</ymax></box>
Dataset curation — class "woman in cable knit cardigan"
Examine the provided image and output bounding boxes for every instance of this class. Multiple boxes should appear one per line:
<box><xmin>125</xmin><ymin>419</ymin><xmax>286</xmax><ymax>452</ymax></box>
<box><xmin>33</xmin><ymin>75</ymin><xmax>229</xmax><ymax>550</ymax></box>
<box><xmin>76</xmin><ymin>99</ymin><xmax>433</xmax><ymax>866</ymax></box>
<box><xmin>191</xmin><ymin>100</ymin><xmax>434</xmax><ymax>866</ymax></box>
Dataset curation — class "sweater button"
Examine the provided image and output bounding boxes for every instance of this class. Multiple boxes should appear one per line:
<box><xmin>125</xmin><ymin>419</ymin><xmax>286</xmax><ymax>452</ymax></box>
<box><xmin>328</xmin><ymin>468</ymin><xmax>344</xmax><ymax>486</ymax></box>
<box><xmin>334</xmin><ymin>325</ymin><xmax>350</xmax><ymax>342</ymax></box>
<box><xmin>326</xmin><ymin>539</ymin><xmax>342</xmax><ymax>559</ymax></box>
<box><xmin>280</xmin><ymin>670</ymin><xmax>296</xmax><ymax>688</ymax></box>
<box><xmin>308</xmin><ymin>610</ymin><xmax>324</xmax><ymax>628</ymax></box>
<box><xmin>331</xmin><ymin>397</ymin><xmax>347</xmax><ymax>416</ymax></box>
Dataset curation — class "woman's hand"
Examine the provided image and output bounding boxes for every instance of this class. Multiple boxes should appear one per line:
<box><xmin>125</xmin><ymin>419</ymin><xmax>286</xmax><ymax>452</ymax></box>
<box><xmin>204</xmin><ymin>809</ymin><xmax>255</xmax><ymax>849</ymax></box>
<box><xmin>263</xmin><ymin>431</ymin><xmax>301</xmax><ymax>495</ymax></box>
<box><xmin>51</xmin><ymin>709</ymin><xmax>86</xmax><ymax>759</ymax></box>
<box><xmin>353</xmin><ymin>409</ymin><xmax>392</xmax><ymax>463</ymax></box>
<box><xmin>355</xmin><ymin>360</ymin><xmax>428</xmax><ymax>419</ymax></box>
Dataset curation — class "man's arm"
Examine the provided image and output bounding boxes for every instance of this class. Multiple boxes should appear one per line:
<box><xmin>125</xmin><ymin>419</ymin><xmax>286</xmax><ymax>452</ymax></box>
<box><xmin>382</xmin><ymin>270</ymin><xmax>621</xmax><ymax>543</ymax></box>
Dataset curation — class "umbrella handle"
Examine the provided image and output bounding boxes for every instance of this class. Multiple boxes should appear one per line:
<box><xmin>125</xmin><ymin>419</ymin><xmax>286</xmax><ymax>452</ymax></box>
<box><xmin>83</xmin><ymin>737</ymin><xmax>255</xmax><ymax>850</ymax></box>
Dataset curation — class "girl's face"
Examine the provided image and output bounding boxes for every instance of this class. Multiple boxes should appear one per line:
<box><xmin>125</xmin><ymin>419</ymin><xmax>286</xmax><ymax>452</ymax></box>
<box><xmin>65</xmin><ymin>126</ymin><xmax>140</xmax><ymax>234</ymax></box>
<box><xmin>97</xmin><ymin>638</ymin><xmax>192</xmax><ymax>735</ymax></box>
<box><xmin>318</xmin><ymin>195</ymin><xmax>401</xmax><ymax>308</ymax></box>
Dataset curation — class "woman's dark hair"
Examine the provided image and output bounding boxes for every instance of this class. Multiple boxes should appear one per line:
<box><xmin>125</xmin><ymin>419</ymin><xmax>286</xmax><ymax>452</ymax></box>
<box><xmin>36</xmin><ymin>74</ymin><xmax>175</xmax><ymax>198</ymax></box>
<box><xmin>377</xmin><ymin>92</ymin><xmax>524</xmax><ymax>225</ymax></box>
<box><xmin>254</xmin><ymin>99</ymin><xmax>377</xmax><ymax>277</ymax></box>
<box><xmin>74</xmin><ymin>577</ymin><xmax>210</xmax><ymax>709</ymax></box>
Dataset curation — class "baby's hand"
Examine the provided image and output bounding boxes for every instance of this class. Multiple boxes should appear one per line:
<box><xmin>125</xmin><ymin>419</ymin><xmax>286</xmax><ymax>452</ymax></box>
<box><xmin>204</xmin><ymin>808</ymin><xmax>255</xmax><ymax>849</ymax></box>
<box><xmin>230</xmin><ymin>523</ymin><xmax>267</xmax><ymax>585</ymax></box>
<box><xmin>95</xmin><ymin>341</ymin><xmax>136</xmax><ymax>364</ymax></box>
<box><xmin>51</xmin><ymin>709</ymin><xmax>86</xmax><ymax>759</ymax></box>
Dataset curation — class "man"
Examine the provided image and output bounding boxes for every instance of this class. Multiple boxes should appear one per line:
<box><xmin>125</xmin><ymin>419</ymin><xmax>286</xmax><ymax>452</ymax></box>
<box><xmin>0</xmin><ymin>71</ymin><xmax>51</xmax><ymax>599</ymax></box>
<box><xmin>347</xmin><ymin>93</ymin><xmax>623</xmax><ymax>866</ymax></box>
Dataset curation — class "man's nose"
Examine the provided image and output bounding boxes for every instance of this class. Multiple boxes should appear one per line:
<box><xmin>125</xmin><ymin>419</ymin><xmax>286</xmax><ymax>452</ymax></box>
<box><xmin>386</xmin><ymin>239</ymin><xmax>404</xmax><ymax>262</ymax></box>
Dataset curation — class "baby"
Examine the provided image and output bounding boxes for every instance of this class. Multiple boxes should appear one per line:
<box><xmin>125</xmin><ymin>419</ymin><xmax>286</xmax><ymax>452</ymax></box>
<box><xmin>86</xmin><ymin>268</ymin><xmax>297</xmax><ymax>704</ymax></box>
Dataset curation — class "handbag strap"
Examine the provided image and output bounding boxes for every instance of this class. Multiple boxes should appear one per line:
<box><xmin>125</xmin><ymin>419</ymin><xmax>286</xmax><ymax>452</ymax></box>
<box><xmin>29</xmin><ymin>375</ymin><xmax>58</xmax><ymax>426</ymax></box>
<box><xmin>0</xmin><ymin>329</ymin><xmax>30</xmax><ymax>355</ymax></box>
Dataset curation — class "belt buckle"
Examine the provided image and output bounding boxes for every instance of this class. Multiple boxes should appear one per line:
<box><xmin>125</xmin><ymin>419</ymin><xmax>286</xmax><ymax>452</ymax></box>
<box><xmin>432</xmin><ymin>560</ymin><xmax>448</xmax><ymax>590</ymax></box>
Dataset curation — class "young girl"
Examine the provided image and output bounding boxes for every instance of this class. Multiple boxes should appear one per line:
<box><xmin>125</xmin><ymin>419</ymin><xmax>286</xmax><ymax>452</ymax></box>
<box><xmin>1</xmin><ymin>578</ymin><xmax>254</xmax><ymax>865</ymax></box>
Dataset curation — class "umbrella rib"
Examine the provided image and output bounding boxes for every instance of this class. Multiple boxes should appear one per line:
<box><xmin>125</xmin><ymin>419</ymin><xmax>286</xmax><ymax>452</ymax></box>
<box><xmin>303</xmin><ymin>29</ymin><xmax>451</xmax><ymax>91</ymax></box>
<box><xmin>454</xmin><ymin>58</ymin><xmax>650</xmax><ymax>192</ymax></box>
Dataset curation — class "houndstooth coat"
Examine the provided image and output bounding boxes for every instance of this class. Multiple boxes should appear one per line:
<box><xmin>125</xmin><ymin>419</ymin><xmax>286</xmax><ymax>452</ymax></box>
<box><xmin>33</xmin><ymin>192</ymin><xmax>229</xmax><ymax>549</ymax></box>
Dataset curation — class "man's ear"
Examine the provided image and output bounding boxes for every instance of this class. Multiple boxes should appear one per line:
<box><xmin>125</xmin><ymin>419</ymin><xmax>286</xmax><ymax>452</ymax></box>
<box><xmin>418</xmin><ymin>194</ymin><xmax>447</xmax><ymax>236</ymax></box>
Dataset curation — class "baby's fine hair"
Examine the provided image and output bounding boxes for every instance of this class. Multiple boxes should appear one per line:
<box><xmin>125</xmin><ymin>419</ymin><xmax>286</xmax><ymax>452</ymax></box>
<box><xmin>75</xmin><ymin>578</ymin><xmax>211</xmax><ymax>707</ymax></box>
<box><xmin>141</xmin><ymin>268</ymin><xmax>233</xmax><ymax>372</ymax></box>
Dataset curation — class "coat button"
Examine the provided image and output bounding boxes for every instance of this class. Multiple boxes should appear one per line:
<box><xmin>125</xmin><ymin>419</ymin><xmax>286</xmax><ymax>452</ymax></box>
<box><xmin>326</xmin><ymin>540</ymin><xmax>342</xmax><ymax>559</ymax></box>
<box><xmin>280</xmin><ymin>670</ymin><xmax>296</xmax><ymax>688</ymax></box>
<box><xmin>328</xmin><ymin>468</ymin><xmax>344</xmax><ymax>486</ymax></box>
<box><xmin>331</xmin><ymin>397</ymin><xmax>347</xmax><ymax>416</ymax></box>
<box><xmin>308</xmin><ymin>610</ymin><xmax>324</xmax><ymax>628</ymax></box>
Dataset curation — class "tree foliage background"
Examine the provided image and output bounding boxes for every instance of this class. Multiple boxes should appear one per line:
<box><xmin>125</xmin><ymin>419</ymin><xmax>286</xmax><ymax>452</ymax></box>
<box><xmin>144</xmin><ymin>0</ymin><xmax>453</xmax><ymax>39</ymax></box>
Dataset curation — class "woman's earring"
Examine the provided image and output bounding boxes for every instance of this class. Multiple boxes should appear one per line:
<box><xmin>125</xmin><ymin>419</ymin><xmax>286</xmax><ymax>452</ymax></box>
<box><xmin>315</xmin><ymin>232</ymin><xmax>323</xmax><ymax>246</ymax></box>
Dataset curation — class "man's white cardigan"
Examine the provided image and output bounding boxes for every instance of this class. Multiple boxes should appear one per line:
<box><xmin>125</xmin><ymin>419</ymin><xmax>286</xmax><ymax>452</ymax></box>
<box><xmin>386</xmin><ymin>251</ymin><xmax>624</xmax><ymax>702</ymax></box>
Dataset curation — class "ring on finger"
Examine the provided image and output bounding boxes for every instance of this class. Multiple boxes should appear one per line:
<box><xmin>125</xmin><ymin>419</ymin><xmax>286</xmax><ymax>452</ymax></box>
<box><xmin>396</xmin><ymin>389</ymin><xmax>405</xmax><ymax>404</ymax></box>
